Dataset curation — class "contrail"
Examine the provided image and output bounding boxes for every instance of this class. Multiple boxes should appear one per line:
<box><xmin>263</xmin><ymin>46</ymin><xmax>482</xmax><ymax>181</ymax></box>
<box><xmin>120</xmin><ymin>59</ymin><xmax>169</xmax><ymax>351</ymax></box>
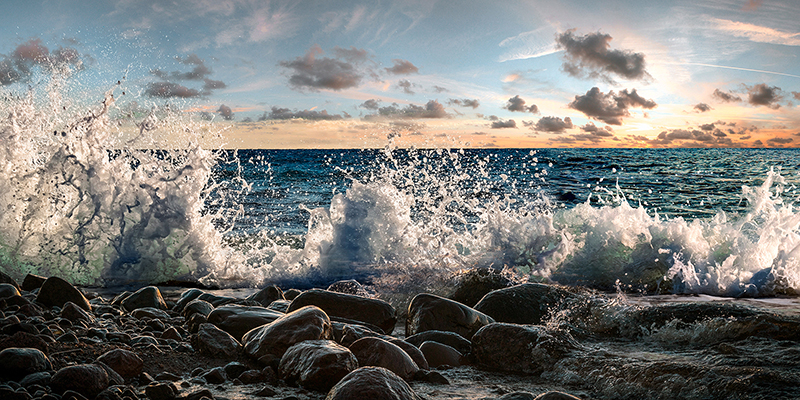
<box><xmin>669</xmin><ymin>62</ymin><xmax>800</xmax><ymax>79</ymax></box>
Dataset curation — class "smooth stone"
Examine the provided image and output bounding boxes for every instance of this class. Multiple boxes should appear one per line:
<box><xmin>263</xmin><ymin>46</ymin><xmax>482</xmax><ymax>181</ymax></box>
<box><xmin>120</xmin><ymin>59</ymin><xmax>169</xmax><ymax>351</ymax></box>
<box><xmin>0</xmin><ymin>331</ymin><xmax>49</xmax><ymax>353</ymax></box>
<box><xmin>471</xmin><ymin>323</ymin><xmax>580</xmax><ymax>374</ymax></box>
<box><xmin>243</xmin><ymin>305</ymin><xmax>332</xmax><ymax>360</ymax></box>
<box><xmin>339</xmin><ymin>323</ymin><xmax>391</xmax><ymax>347</ymax></box>
<box><xmin>181</xmin><ymin>299</ymin><xmax>214</xmax><ymax>319</ymax></box>
<box><xmin>419</xmin><ymin>341</ymin><xmax>463</xmax><ymax>368</ymax></box>
<box><xmin>534</xmin><ymin>392</ymin><xmax>583</xmax><ymax>400</ymax></box>
<box><xmin>326</xmin><ymin>366</ymin><xmax>421</xmax><ymax>400</ymax></box>
<box><xmin>223</xmin><ymin>361</ymin><xmax>249</xmax><ymax>380</ymax></box>
<box><xmin>191</xmin><ymin>323</ymin><xmax>241</xmax><ymax>359</ymax></box>
<box><xmin>49</xmin><ymin>364</ymin><xmax>109</xmax><ymax>399</ymax></box>
<box><xmin>0</xmin><ymin>271</ymin><xmax>20</xmax><ymax>291</ymax></box>
<box><xmin>449</xmin><ymin>267</ymin><xmax>512</xmax><ymax>307</ymax></box>
<box><xmin>60</xmin><ymin>302</ymin><xmax>95</xmax><ymax>324</ymax></box>
<box><xmin>196</xmin><ymin>292</ymin><xmax>237</xmax><ymax>307</ymax></box>
<box><xmin>406</xmin><ymin>293</ymin><xmax>494</xmax><ymax>339</ymax></box>
<box><xmin>267</xmin><ymin>300</ymin><xmax>291</xmax><ymax>313</ymax></box>
<box><xmin>144</xmin><ymin>381</ymin><xmax>179</xmax><ymax>400</ymax></box>
<box><xmin>348</xmin><ymin>337</ymin><xmax>418</xmax><ymax>381</ymax></box>
<box><xmin>0</xmin><ymin>283</ymin><xmax>21</xmax><ymax>298</ymax></box>
<box><xmin>414</xmin><ymin>369</ymin><xmax>449</xmax><ymax>385</ymax></box>
<box><xmin>404</xmin><ymin>330</ymin><xmax>472</xmax><ymax>355</ymax></box>
<box><xmin>326</xmin><ymin>280</ymin><xmax>372</xmax><ymax>297</ymax></box>
<box><xmin>172</xmin><ymin>289</ymin><xmax>204</xmax><ymax>313</ymax></box>
<box><xmin>201</xmin><ymin>366</ymin><xmax>227</xmax><ymax>384</ymax></box>
<box><xmin>36</xmin><ymin>277</ymin><xmax>91</xmax><ymax>311</ymax></box>
<box><xmin>96</xmin><ymin>349</ymin><xmax>143</xmax><ymax>381</ymax></box>
<box><xmin>19</xmin><ymin>371</ymin><xmax>51</xmax><ymax>387</ymax></box>
<box><xmin>279</xmin><ymin>340</ymin><xmax>357</xmax><ymax>392</ymax></box>
<box><xmin>120</xmin><ymin>286</ymin><xmax>166</xmax><ymax>311</ymax></box>
<box><xmin>474</xmin><ymin>283</ymin><xmax>584</xmax><ymax>325</ymax></box>
<box><xmin>283</xmin><ymin>289</ymin><xmax>302</xmax><ymax>300</ymax></box>
<box><xmin>207</xmin><ymin>304</ymin><xmax>284</xmax><ymax>341</ymax></box>
<box><xmin>131</xmin><ymin>307</ymin><xmax>171</xmax><ymax>320</ymax></box>
<box><xmin>160</xmin><ymin>326</ymin><xmax>182</xmax><ymax>341</ymax></box>
<box><xmin>247</xmin><ymin>285</ymin><xmax>284</xmax><ymax>307</ymax></box>
<box><xmin>287</xmin><ymin>289</ymin><xmax>397</xmax><ymax>334</ymax></box>
<box><xmin>497</xmin><ymin>392</ymin><xmax>536</xmax><ymax>400</ymax></box>
<box><xmin>388</xmin><ymin>338</ymin><xmax>429</xmax><ymax>370</ymax></box>
<box><xmin>0</xmin><ymin>347</ymin><xmax>52</xmax><ymax>380</ymax></box>
<box><xmin>21</xmin><ymin>274</ymin><xmax>47</xmax><ymax>292</ymax></box>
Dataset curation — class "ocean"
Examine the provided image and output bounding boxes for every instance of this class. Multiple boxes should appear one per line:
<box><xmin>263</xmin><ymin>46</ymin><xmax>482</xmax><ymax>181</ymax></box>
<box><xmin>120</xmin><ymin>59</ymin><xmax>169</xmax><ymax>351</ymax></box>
<box><xmin>4</xmin><ymin>88</ymin><xmax>800</xmax><ymax>398</ymax></box>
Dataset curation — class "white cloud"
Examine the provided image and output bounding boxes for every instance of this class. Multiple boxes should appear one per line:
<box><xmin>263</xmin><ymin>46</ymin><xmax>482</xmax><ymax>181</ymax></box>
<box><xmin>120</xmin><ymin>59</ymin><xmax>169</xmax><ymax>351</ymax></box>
<box><xmin>712</xmin><ymin>18</ymin><xmax>800</xmax><ymax>46</ymax></box>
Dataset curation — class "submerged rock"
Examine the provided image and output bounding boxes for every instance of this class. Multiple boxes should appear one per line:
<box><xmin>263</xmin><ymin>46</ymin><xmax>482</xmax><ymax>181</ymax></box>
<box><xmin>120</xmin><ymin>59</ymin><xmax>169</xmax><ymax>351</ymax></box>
<box><xmin>36</xmin><ymin>277</ymin><xmax>91</xmax><ymax>311</ymax></box>
<box><xmin>243</xmin><ymin>305</ymin><xmax>332</xmax><ymax>360</ymax></box>
<box><xmin>287</xmin><ymin>289</ymin><xmax>397</xmax><ymax>334</ymax></box>
<box><xmin>406</xmin><ymin>293</ymin><xmax>494</xmax><ymax>338</ymax></box>
<box><xmin>474</xmin><ymin>283</ymin><xmax>584</xmax><ymax>325</ymax></box>
<box><xmin>279</xmin><ymin>339</ymin><xmax>358</xmax><ymax>392</ymax></box>
<box><xmin>326</xmin><ymin>366</ymin><xmax>421</xmax><ymax>400</ymax></box>
<box><xmin>472</xmin><ymin>323</ymin><xmax>580</xmax><ymax>374</ymax></box>
<box><xmin>348</xmin><ymin>337</ymin><xmax>419</xmax><ymax>381</ymax></box>
<box><xmin>207</xmin><ymin>304</ymin><xmax>284</xmax><ymax>341</ymax></box>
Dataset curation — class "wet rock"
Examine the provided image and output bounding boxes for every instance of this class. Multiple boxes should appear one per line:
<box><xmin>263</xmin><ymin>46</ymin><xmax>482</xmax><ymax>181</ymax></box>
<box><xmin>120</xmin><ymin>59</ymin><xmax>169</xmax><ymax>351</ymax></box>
<box><xmin>21</xmin><ymin>274</ymin><xmax>47</xmax><ymax>292</ymax></box>
<box><xmin>288</xmin><ymin>289</ymin><xmax>397</xmax><ymax>334</ymax></box>
<box><xmin>96</xmin><ymin>349</ymin><xmax>143</xmax><ymax>381</ymax></box>
<box><xmin>36</xmin><ymin>277</ymin><xmax>91</xmax><ymax>311</ymax></box>
<box><xmin>191</xmin><ymin>323</ymin><xmax>241</xmax><ymax>359</ymax></box>
<box><xmin>207</xmin><ymin>304</ymin><xmax>284</xmax><ymax>341</ymax></box>
<box><xmin>0</xmin><ymin>283</ymin><xmax>21</xmax><ymax>299</ymax></box>
<box><xmin>182</xmin><ymin>299</ymin><xmax>214</xmax><ymax>319</ymax></box>
<box><xmin>497</xmin><ymin>392</ymin><xmax>536</xmax><ymax>400</ymax></box>
<box><xmin>172</xmin><ymin>289</ymin><xmax>204</xmax><ymax>313</ymax></box>
<box><xmin>49</xmin><ymin>364</ymin><xmax>109</xmax><ymax>399</ymax></box>
<box><xmin>131</xmin><ymin>307</ymin><xmax>170</xmax><ymax>320</ymax></box>
<box><xmin>0</xmin><ymin>271</ymin><xmax>20</xmax><ymax>291</ymax></box>
<box><xmin>348</xmin><ymin>337</ymin><xmax>419</xmax><ymax>381</ymax></box>
<box><xmin>406</xmin><ymin>293</ymin><xmax>494</xmax><ymax>339</ymax></box>
<box><xmin>420</xmin><ymin>341</ymin><xmax>464</xmax><ymax>368</ymax></box>
<box><xmin>144</xmin><ymin>381</ymin><xmax>180</xmax><ymax>400</ymax></box>
<box><xmin>388</xmin><ymin>338</ymin><xmax>428</xmax><ymax>370</ymax></box>
<box><xmin>201</xmin><ymin>366</ymin><xmax>227</xmax><ymax>384</ymax></box>
<box><xmin>278</xmin><ymin>340</ymin><xmax>358</xmax><ymax>392</ymax></box>
<box><xmin>120</xmin><ymin>286</ymin><xmax>166</xmax><ymax>311</ymax></box>
<box><xmin>223</xmin><ymin>361</ymin><xmax>249</xmax><ymax>380</ymax></box>
<box><xmin>326</xmin><ymin>280</ymin><xmax>372</xmax><ymax>297</ymax></box>
<box><xmin>326</xmin><ymin>366</ymin><xmax>421</xmax><ymax>400</ymax></box>
<box><xmin>474</xmin><ymin>283</ymin><xmax>583</xmax><ymax>325</ymax></box>
<box><xmin>472</xmin><ymin>323</ymin><xmax>580</xmax><ymax>374</ymax></box>
<box><xmin>247</xmin><ymin>285</ymin><xmax>284</xmax><ymax>307</ymax></box>
<box><xmin>60</xmin><ymin>301</ymin><xmax>95</xmax><ymax>324</ymax></box>
<box><xmin>449</xmin><ymin>267</ymin><xmax>513</xmax><ymax>307</ymax></box>
<box><xmin>404</xmin><ymin>330</ymin><xmax>472</xmax><ymax>355</ymax></box>
<box><xmin>414</xmin><ymin>369</ymin><xmax>449</xmax><ymax>385</ymax></box>
<box><xmin>267</xmin><ymin>300</ymin><xmax>291</xmax><ymax>313</ymax></box>
<box><xmin>0</xmin><ymin>347</ymin><xmax>52</xmax><ymax>380</ymax></box>
<box><xmin>243</xmin><ymin>305</ymin><xmax>332</xmax><ymax>360</ymax></box>
<box><xmin>533</xmin><ymin>392</ymin><xmax>582</xmax><ymax>400</ymax></box>
<box><xmin>339</xmin><ymin>323</ymin><xmax>390</xmax><ymax>347</ymax></box>
<box><xmin>283</xmin><ymin>289</ymin><xmax>302</xmax><ymax>300</ymax></box>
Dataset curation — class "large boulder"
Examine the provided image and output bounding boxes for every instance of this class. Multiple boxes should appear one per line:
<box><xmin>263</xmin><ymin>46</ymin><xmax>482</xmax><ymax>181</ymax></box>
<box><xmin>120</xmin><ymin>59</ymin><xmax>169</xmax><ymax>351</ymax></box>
<box><xmin>0</xmin><ymin>347</ymin><xmax>52</xmax><ymax>380</ymax></box>
<box><xmin>471</xmin><ymin>323</ymin><xmax>580</xmax><ymax>374</ymax></box>
<box><xmin>243</xmin><ymin>305</ymin><xmax>332</xmax><ymax>361</ymax></box>
<box><xmin>191</xmin><ymin>323</ymin><xmax>242</xmax><ymax>359</ymax></box>
<box><xmin>419</xmin><ymin>341</ymin><xmax>464</xmax><ymax>368</ymax></box>
<box><xmin>247</xmin><ymin>285</ymin><xmax>284</xmax><ymax>307</ymax></box>
<box><xmin>49</xmin><ymin>364</ymin><xmax>110</xmax><ymax>399</ymax></box>
<box><xmin>120</xmin><ymin>286</ymin><xmax>167</xmax><ymax>311</ymax></box>
<box><xmin>0</xmin><ymin>271</ymin><xmax>19</xmax><ymax>291</ymax></box>
<box><xmin>279</xmin><ymin>340</ymin><xmax>358</xmax><ymax>392</ymax></box>
<box><xmin>449</xmin><ymin>267</ymin><xmax>512</xmax><ymax>307</ymax></box>
<box><xmin>348</xmin><ymin>337</ymin><xmax>418</xmax><ymax>381</ymax></box>
<box><xmin>404</xmin><ymin>330</ymin><xmax>472</xmax><ymax>355</ymax></box>
<box><xmin>388</xmin><ymin>338</ymin><xmax>428</xmax><ymax>370</ymax></box>
<box><xmin>287</xmin><ymin>289</ymin><xmax>397</xmax><ymax>334</ymax></box>
<box><xmin>406</xmin><ymin>293</ymin><xmax>494</xmax><ymax>338</ymax></box>
<box><xmin>207</xmin><ymin>304</ymin><xmax>284</xmax><ymax>341</ymax></box>
<box><xmin>172</xmin><ymin>288</ymin><xmax>204</xmax><ymax>313</ymax></box>
<box><xmin>21</xmin><ymin>274</ymin><xmax>47</xmax><ymax>292</ymax></box>
<box><xmin>36</xmin><ymin>277</ymin><xmax>91</xmax><ymax>311</ymax></box>
<box><xmin>96</xmin><ymin>349</ymin><xmax>143</xmax><ymax>381</ymax></box>
<box><xmin>326</xmin><ymin>367</ymin><xmax>421</xmax><ymax>400</ymax></box>
<box><xmin>473</xmin><ymin>283</ymin><xmax>583</xmax><ymax>325</ymax></box>
<box><xmin>182</xmin><ymin>299</ymin><xmax>214</xmax><ymax>319</ymax></box>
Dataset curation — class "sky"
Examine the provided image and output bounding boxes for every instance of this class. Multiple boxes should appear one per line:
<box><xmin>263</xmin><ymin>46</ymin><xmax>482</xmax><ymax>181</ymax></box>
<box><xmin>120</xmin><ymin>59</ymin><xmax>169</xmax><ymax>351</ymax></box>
<box><xmin>1</xmin><ymin>0</ymin><xmax>799</xmax><ymax>148</ymax></box>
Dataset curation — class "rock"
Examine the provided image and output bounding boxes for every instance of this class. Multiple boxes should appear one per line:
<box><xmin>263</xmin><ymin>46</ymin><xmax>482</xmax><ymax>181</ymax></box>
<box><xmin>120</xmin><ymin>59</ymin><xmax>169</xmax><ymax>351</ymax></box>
<box><xmin>223</xmin><ymin>362</ymin><xmax>249</xmax><ymax>380</ymax></box>
<box><xmin>172</xmin><ymin>289</ymin><xmax>204</xmax><ymax>313</ymax></box>
<box><xmin>348</xmin><ymin>337</ymin><xmax>419</xmax><ymax>381</ymax></box>
<box><xmin>404</xmin><ymin>330</ymin><xmax>472</xmax><ymax>355</ymax></box>
<box><xmin>144</xmin><ymin>382</ymin><xmax>180</xmax><ymax>400</ymax></box>
<box><xmin>283</xmin><ymin>289</ymin><xmax>302</xmax><ymax>300</ymax></box>
<box><xmin>201</xmin><ymin>366</ymin><xmax>227</xmax><ymax>384</ymax></box>
<box><xmin>0</xmin><ymin>332</ymin><xmax>49</xmax><ymax>353</ymax></box>
<box><xmin>326</xmin><ymin>280</ymin><xmax>372</xmax><ymax>297</ymax></box>
<box><xmin>419</xmin><ymin>341</ymin><xmax>463</xmax><ymax>368</ymax></box>
<box><xmin>19</xmin><ymin>371</ymin><xmax>51</xmax><ymax>387</ymax></box>
<box><xmin>279</xmin><ymin>340</ymin><xmax>358</xmax><ymax>392</ymax></box>
<box><xmin>49</xmin><ymin>364</ymin><xmax>109</xmax><ymax>399</ymax></box>
<box><xmin>207</xmin><ymin>304</ymin><xmax>284</xmax><ymax>341</ymax></box>
<box><xmin>267</xmin><ymin>300</ymin><xmax>291</xmax><ymax>313</ymax></box>
<box><xmin>449</xmin><ymin>267</ymin><xmax>512</xmax><ymax>307</ymax></box>
<box><xmin>288</xmin><ymin>289</ymin><xmax>396</xmax><ymax>334</ymax></box>
<box><xmin>0</xmin><ymin>347</ymin><xmax>52</xmax><ymax>380</ymax></box>
<box><xmin>339</xmin><ymin>323</ymin><xmax>390</xmax><ymax>347</ymax></box>
<box><xmin>247</xmin><ymin>285</ymin><xmax>284</xmax><ymax>307</ymax></box>
<box><xmin>473</xmin><ymin>284</ymin><xmax>583</xmax><ymax>325</ymax></box>
<box><xmin>243</xmin><ymin>305</ymin><xmax>332</xmax><ymax>360</ymax></box>
<box><xmin>0</xmin><ymin>283</ymin><xmax>20</xmax><ymax>299</ymax></box>
<box><xmin>0</xmin><ymin>271</ymin><xmax>19</xmax><ymax>291</ymax></box>
<box><xmin>414</xmin><ymin>369</ymin><xmax>449</xmax><ymax>385</ymax></box>
<box><xmin>182</xmin><ymin>299</ymin><xmax>214</xmax><ymax>319</ymax></box>
<box><xmin>326</xmin><ymin>367</ymin><xmax>421</xmax><ymax>400</ymax></box>
<box><xmin>131</xmin><ymin>307</ymin><xmax>171</xmax><ymax>320</ymax></box>
<box><xmin>471</xmin><ymin>323</ymin><xmax>579</xmax><ymax>374</ymax></box>
<box><xmin>36</xmin><ymin>277</ymin><xmax>91</xmax><ymax>311</ymax></box>
<box><xmin>96</xmin><ymin>349</ymin><xmax>143</xmax><ymax>381</ymax></box>
<box><xmin>160</xmin><ymin>326</ymin><xmax>182</xmax><ymax>341</ymax></box>
<box><xmin>191</xmin><ymin>323</ymin><xmax>241</xmax><ymax>359</ymax></box>
<box><xmin>120</xmin><ymin>286</ymin><xmax>166</xmax><ymax>311</ymax></box>
<box><xmin>93</xmin><ymin>361</ymin><xmax>125</xmax><ymax>386</ymax></box>
<box><xmin>60</xmin><ymin>302</ymin><xmax>95</xmax><ymax>324</ymax></box>
<box><xmin>497</xmin><ymin>392</ymin><xmax>536</xmax><ymax>400</ymax></box>
<box><xmin>534</xmin><ymin>392</ymin><xmax>582</xmax><ymax>400</ymax></box>
<box><xmin>406</xmin><ymin>293</ymin><xmax>494</xmax><ymax>339</ymax></box>
<box><xmin>21</xmin><ymin>274</ymin><xmax>47</xmax><ymax>292</ymax></box>
<box><xmin>388</xmin><ymin>338</ymin><xmax>428</xmax><ymax>370</ymax></box>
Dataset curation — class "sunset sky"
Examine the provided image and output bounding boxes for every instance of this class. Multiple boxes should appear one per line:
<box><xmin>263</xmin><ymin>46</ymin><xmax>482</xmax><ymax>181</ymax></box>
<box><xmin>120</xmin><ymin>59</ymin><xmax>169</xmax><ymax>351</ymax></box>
<box><xmin>2</xmin><ymin>0</ymin><xmax>799</xmax><ymax>148</ymax></box>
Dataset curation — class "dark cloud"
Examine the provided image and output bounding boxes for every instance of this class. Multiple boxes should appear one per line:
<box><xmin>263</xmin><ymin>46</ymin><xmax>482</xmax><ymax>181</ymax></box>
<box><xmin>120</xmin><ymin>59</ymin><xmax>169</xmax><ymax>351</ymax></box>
<box><xmin>146</xmin><ymin>54</ymin><xmax>226</xmax><ymax>98</ymax></box>
<box><xmin>364</xmin><ymin>100</ymin><xmax>449</xmax><ymax>120</ymax></box>
<box><xmin>793</xmin><ymin>92</ymin><xmax>800</xmax><ymax>101</ymax></box>
<box><xmin>333</xmin><ymin>46</ymin><xmax>370</xmax><ymax>63</ymax></box>
<box><xmin>265</xmin><ymin>106</ymin><xmax>345</xmax><ymax>120</ymax></box>
<box><xmin>0</xmin><ymin>38</ymin><xmax>83</xmax><ymax>85</ymax></box>
<box><xmin>581</xmin><ymin>123</ymin><xmax>613</xmax><ymax>137</ymax></box>
<box><xmin>279</xmin><ymin>45</ymin><xmax>365</xmax><ymax>91</ymax></box>
<box><xmin>447</xmin><ymin>98</ymin><xmax>480</xmax><ymax>109</ymax></box>
<box><xmin>203</xmin><ymin>78</ymin><xmax>226</xmax><ymax>92</ymax></box>
<box><xmin>217</xmin><ymin>104</ymin><xmax>234</xmax><ymax>120</ymax></box>
<box><xmin>491</xmin><ymin>119</ymin><xmax>517</xmax><ymax>129</ymax></box>
<box><xmin>433</xmin><ymin>85</ymin><xmax>449</xmax><ymax>93</ymax></box>
<box><xmin>385</xmin><ymin>59</ymin><xmax>418</xmax><ymax>75</ymax></box>
<box><xmin>528</xmin><ymin>116</ymin><xmax>573</xmax><ymax>133</ymax></box>
<box><xmin>693</xmin><ymin>103</ymin><xmax>712</xmax><ymax>113</ymax></box>
<box><xmin>699</xmin><ymin>123</ymin><xmax>715</xmax><ymax>131</ymax></box>
<box><xmin>712</xmin><ymin>88</ymin><xmax>742</xmax><ymax>103</ymax></box>
<box><xmin>648</xmin><ymin>125</ymin><xmax>752</xmax><ymax>147</ymax></box>
<box><xmin>172</xmin><ymin>54</ymin><xmax>212</xmax><ymax>80</ymax></box>
<box><xmin>360</xmin><ymin>99</ymin><xmax>381</xmax><ymax>110</ymax></box>
<box><xmin>746</xmin><ymin>83</ymin><xmax>783</xmax><ymax>109</ymax></box>
<box><xmin>768</xmin><ymin>137</ymin><xmax>793</xmax><ymax>145</ymax></box>
<box><xmin>504</xmin><ymin>95</ymin><xmax>539</xmax><ymax>113</ymax></box>
<box><xmin>568</xmin><ymin>87</ymin><xmax>656</xmax><ymax>125</ymax></box>
<box><xmin>145</xmin><ymin>82</ymin><xmax>201</xmax><ymax>98</ymax></box>
<box><xmin>556</xmin><ymin>29</ymin><xmax>650</xmax><ymax>83</ymax></box>
<box><xmin>397</xmin><ymin>79</ymin><xmax>416</xmax><ymax>95</ymax></box>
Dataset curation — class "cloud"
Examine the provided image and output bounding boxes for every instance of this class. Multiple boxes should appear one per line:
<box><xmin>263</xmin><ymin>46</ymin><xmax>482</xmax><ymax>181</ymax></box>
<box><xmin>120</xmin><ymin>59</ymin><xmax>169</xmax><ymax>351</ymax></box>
<box><xmin>580</xmin><ymin>123</ymin><xmax>613</xmax><ymax>137</ymax></box>
<box><xmin>490</xmin><ymin>119</ymin><xmax>517</xmax><ymax>129</ymax></box>
<box><xmin>746</xmin><ymin>83</ymin><xmax>783</xmax><ymax>109</ymax></box>
<box><xmin>172</xmin><ymin>54</ymin><xmax>212</xmax><ymax>80</ymax></box>
<box><xmin>447</xmin><ymin>98</ymin><xmax>480</xmax><ymax>109</ymax></box>
<box><xmin>555</xmin><ymin>29</ymin><xmax>650</xmax><ymax>83</ymax></box>
<box><xmin>693</xmin><ymin>103</ymin><xmax>712</xmax><ymax>113</ymax></box>
<box><xmin>0</xmin><ymin>38</ymin><xmax>83</xmax><ymax>85</ymax></box>
<box><xmin>333</xmin><ymin>46</ymin><xmax>370</xmax><ymax>63</ymax></box>
<box><xmin>712</xmin><ymin>88</ymin><xmax>742</xmax><ymax>103</ymax></box>
<box><xmin>385</xmin><ymin>59</ymin><xmax>419</xmax><ymax>75</ymax></box>
<box><xmin>360</xmin><ymin>99</ymin><xmax>381</xmax><ymax>110</ymax></box>
<box><xmin>712</xmin><ymin>18</ymin><xmax>800</xmax><ymax>46</ymax></box>
<box><xmin>526</xmin><ymin>116</ymin><xmax>573</xmax><ymax>133</ymax></box>
<box><xmin>364</xmin><ymin>100</ymin><xmax>449</xmax><ymax>120</ymax></box>
<box><xmin>433</xmin><ymin>85</ymin><xmax>449</xmax><ymax>93</ymax></box>
<box><xmin>279</xmin><ymin>45</ymin><xmax>367</xmax><ymax>91</ymax></box>
<box><xmin>767</xmin><ymin>137</ymin><xmax>793</xmax><ymax>145</ymax></box>
<box><xmin>264</xmin><ymin>106</ymin><xmax>345</xmax><ymax>120</ymax></box>
<box><xmin>203</xmin><ymin>78</ymin><xmax>226</xmax><ymax>92</ymax></box>
<box><xmin>146</xmin><ymin>54</ymin><xmax>226</xmax><ymax>98</ymax></box>
<box><xmin>568</xmin><ymin>87</ymin><xmax>657</xmax><ymax>125</ymax></box>
<box><xmin>217</xmin><ymin>104</ymin><xmax>234</xmax><ymax>120</ymax></box>
<box><xmin>504</xmin><ymin>95</ymin><xmax>539</xmax><ymax>113</ymax></box>
<box><xmin>794</xmin><ymin>92</ymin><xmax>800</xmax><ymax>101</ymax></box>
<box><xmin>397</xmin><ymin>79</ymin><xmax>417</xmax><ymax>94</ymax></box>
<box><xmin>145</xmin><ymin>82</ymin><xmax>201</xmax><ymax>98</ymax></box>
